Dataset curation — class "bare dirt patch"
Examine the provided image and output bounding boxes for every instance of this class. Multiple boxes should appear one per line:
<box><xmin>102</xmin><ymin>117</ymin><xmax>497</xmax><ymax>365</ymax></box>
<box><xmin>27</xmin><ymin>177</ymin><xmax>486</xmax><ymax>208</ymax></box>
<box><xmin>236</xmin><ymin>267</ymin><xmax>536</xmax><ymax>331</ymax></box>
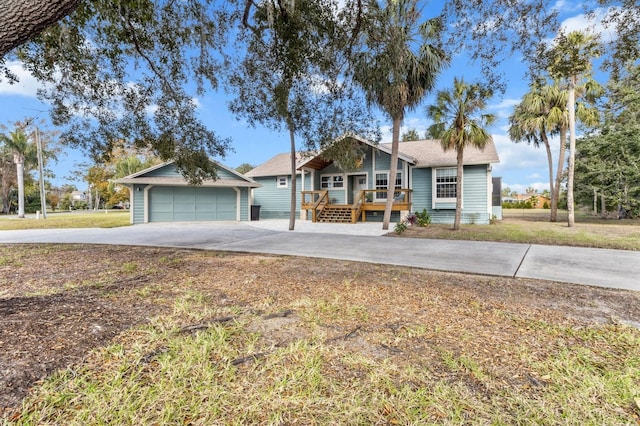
<box><xmin>1</xmin><ymin>244</ymin><xmax>639</xmax><ymax>420</ymax></box>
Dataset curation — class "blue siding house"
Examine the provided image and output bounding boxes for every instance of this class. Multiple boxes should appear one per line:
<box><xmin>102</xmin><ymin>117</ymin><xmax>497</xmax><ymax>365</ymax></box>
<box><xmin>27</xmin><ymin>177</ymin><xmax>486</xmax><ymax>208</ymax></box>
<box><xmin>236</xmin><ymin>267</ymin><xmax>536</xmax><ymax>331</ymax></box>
<box><xmin>246</xmin><ymin>134</ymin><xmax>500</xmax><ymax>225</ymax></box>
<box><xmin>116</xmin><ymin>161</ymin><xmax>260</xmax><ymax>224</ymax></box>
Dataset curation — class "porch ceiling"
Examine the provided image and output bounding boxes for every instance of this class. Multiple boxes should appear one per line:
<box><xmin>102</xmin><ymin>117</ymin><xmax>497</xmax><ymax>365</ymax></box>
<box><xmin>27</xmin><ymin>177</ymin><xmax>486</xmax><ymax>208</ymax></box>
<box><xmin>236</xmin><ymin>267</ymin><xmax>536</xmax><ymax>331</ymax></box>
<box><xmin>300</xmin><ymin>156</ymin><xmax>332</xmax><ymax>171</ymax></box>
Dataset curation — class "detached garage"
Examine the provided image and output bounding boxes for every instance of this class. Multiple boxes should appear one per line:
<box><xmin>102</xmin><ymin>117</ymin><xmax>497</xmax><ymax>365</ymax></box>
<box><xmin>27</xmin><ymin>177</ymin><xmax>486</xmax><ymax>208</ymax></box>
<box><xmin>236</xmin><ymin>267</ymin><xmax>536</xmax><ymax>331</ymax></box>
<box><xmin>116</xmin><ymin>161</ymin><xmax>260</xmax><ymax>224</ymax></box>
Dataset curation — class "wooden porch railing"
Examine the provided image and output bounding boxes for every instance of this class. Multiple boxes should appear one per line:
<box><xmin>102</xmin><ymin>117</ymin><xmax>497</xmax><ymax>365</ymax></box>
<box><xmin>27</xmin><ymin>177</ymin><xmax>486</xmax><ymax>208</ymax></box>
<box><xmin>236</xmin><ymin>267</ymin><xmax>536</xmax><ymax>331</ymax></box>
<box><xmin>301</xmin><ymin>190</ymin><xmax>329</xmax><ymax>222</ymax></box>
<box><xmin>302</xmin><ymin>189</ymin><xmax>412</xmax><ymax>223</ymax></box>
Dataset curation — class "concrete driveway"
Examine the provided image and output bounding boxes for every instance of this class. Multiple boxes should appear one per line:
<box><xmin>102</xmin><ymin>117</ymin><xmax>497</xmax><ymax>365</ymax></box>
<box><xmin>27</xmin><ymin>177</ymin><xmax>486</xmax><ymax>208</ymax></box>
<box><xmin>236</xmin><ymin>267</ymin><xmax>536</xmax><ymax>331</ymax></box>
<box><xmin>1</xmin><ymin>220</ymin><xmax>638</xmax><ymax>292</ymax></box>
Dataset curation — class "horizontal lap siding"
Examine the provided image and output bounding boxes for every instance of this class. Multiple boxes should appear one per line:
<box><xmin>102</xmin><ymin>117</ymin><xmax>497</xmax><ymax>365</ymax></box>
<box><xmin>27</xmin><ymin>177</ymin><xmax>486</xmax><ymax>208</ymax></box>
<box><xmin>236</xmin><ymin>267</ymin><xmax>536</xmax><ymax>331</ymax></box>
<box><xmin>411</xmin><ymin>165</ymin><xmax>490</xmax><ymax>225</ymax></box>
<box><xmin>252</xmin><ymin>175</ymin><xmax>303</xmax><ymax>219</ymax></box>
<box><xmin>144</xmin><ymin>163</ymin><xmax>239</xmax><ymax>181</ymax></box>
<box><xmin>240</xmin><ymin>188</ymin><xmax>249</xmax><ymax>221</ymax></box>
<box><xmin>132</xmin><ymin>185</ymin><xmax>146</xmax><ymax>224</ymax></box>
<box><xmin>461</xmin><ymin>165</ymin><xmax>490</xmax><ymax>224</ymax></box>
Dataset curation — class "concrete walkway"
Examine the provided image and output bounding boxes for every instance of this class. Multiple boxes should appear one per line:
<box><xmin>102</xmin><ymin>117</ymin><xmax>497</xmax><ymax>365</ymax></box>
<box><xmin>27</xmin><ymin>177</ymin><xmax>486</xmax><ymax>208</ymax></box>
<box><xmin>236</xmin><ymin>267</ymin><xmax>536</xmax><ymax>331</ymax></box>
<box><xmin>0</xmin><ymin>220</ymin><xmax>638</xmax><ymax>292</ymax></box>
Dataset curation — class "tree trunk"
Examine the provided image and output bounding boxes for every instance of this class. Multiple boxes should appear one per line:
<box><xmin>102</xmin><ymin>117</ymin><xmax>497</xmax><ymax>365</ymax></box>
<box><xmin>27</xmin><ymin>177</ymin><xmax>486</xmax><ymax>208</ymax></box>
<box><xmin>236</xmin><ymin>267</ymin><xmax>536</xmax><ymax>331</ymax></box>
<box><xmin>382</xmin><ymin>116</ymin><xmax>402</xmax><ymax>230</ymax></box>
<box><xmin>287</xmin><ymin>123</ymin><xmax>297</xmax><ymax>231</ymax></box>
<box><xmin>453</xmin><ymin>148</ymin><xmax>464</xmax><ymax>230</ymax></box>
<box><xmin>16</xmin><ymin>161</ymin><xmax>25</xmax><ymax>218</ymax></box>
<box><xmin>550</xmin><ymin>125</ymin><xmax>567</xmax><ymax>222</ymax></box>
<box><xmin>0</xmin><ymin>0</ymin><xmax>81</xmax><ymax>56</ymax></box>
<box><xmin>541</xmin><ymin>131</ymin><xmax>554</xmax><ymax>221</ymax></box>
<box><xmin>1</xmin><ymin>161</ymin><xmax>14</xmax><ymax>214</ymax></box>
<box><xmin>567</xmin><ymin>76</ymin><xmax>577</xmax><ymax>227</ymax></box>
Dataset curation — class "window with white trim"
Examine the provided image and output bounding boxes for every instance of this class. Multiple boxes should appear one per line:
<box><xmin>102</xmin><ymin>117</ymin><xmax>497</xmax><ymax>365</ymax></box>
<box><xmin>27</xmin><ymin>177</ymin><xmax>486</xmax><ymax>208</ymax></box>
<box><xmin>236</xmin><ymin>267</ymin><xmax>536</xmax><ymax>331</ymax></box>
<box><xmin>321</xmin><ymin>174</ymin><xmax>344</xmax><ymax>189</ymax></box>
<box><xmin>375</xmin><ymin>172</ymin><xmax>402</xmax><ymax>200</ymax></box>
<box><xmin>277</xmin><ymin>176</ymin><xmax>288</xmax><ymax>188</ymax></box>
<box><xmin>435</xmin><ymin>168</ymin><xmax>457</xmax><ymax>200</ymax></box>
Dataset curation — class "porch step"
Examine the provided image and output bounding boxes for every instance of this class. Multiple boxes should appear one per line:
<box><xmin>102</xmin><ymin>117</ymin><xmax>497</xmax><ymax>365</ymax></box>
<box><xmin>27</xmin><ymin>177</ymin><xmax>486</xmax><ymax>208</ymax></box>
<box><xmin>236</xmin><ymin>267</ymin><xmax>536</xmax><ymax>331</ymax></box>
<box><xmin>317</xmin><ymin>205</ymin><xmax>353</xmax><ymax>223</ymax></box>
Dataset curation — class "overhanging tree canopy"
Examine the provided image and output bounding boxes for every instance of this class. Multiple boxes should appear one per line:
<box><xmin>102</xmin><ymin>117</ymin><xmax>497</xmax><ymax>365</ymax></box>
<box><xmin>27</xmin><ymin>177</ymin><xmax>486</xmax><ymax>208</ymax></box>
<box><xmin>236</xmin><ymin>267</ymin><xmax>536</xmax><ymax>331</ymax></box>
<box><xmin>0</xmin><ymin>0</ymin><xmax>637</xmax><ymax>184</ymax></box>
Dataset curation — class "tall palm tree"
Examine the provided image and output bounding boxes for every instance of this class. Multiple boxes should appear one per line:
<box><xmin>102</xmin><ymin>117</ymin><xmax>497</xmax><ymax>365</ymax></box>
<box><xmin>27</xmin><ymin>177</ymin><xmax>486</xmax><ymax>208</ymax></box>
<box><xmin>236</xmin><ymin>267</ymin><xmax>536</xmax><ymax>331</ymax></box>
<box><xmin>353</xmin><ymin>0</ymin><xmax>447</xmax><ymax>230</ymax></box>
<box><xmin>427</xmin><ymin>77</ymin><xmax>495</xmax><ymax>231</ymax></box>
<box><xmin>509</xmin><ymin>79</ymin><xmax>600</xmax><ymax>222</ymax></box>
<box><xmin>0</xmin><ymin>129</ymin><xmax>36</xmax><ymax>218</ymax></box>
<box><xmin>509</xmin><ymin>82</ymin><xmax>568</xmax><ymax>222</ymax></box>
<box><xmin>547</xmin><ymin>30</ymin><xmax>601</xmax><ymax>227</ymax></box>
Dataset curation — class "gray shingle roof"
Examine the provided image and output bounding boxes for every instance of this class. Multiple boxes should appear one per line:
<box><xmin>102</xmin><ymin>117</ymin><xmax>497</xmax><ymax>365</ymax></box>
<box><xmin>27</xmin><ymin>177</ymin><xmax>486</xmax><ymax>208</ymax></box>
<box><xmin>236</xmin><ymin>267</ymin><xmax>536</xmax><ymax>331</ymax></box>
<box><xmin>383</xmin><ymin>139</ymin><xmax>500</xmax><ymax>168</ymax></box>
<box><xmin>116</xmin><ymin>176</ymin><xmax>260</xmax><ymax>187</ymax></box>
<box><xmin>248</xmin><ymin>138</ymin><xmax>499</xmax><ymax>177</ymax></box>
<box><xmin>244</xmin><ymin>152</ymin><xmax>314</xmax><ymax>178</ymax></box>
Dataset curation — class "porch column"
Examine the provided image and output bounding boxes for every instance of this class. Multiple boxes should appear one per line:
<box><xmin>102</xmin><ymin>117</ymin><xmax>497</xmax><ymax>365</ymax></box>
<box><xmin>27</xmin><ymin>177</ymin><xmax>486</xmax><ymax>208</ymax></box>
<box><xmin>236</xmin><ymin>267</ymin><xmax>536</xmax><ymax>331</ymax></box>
<box><xmin>301</xmin><ymin>168</ymin><xmax>307</xmax><ymax>220</ymax></box>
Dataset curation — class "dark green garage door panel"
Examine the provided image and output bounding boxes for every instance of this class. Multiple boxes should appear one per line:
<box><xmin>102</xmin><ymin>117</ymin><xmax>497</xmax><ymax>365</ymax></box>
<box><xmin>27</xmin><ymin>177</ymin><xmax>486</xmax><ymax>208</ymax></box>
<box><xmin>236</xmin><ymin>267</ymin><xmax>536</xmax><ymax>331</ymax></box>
<box><xmin>149</xmin><ymin>187</ymin><xmax>236</xmax><ymax>222</ymax></box>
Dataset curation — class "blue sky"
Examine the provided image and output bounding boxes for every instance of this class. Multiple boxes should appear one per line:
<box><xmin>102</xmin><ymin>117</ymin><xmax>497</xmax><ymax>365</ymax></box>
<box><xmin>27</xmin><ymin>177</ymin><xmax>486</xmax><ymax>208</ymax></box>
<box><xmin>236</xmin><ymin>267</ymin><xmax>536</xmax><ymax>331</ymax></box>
<box><xmin>0</xmin><ymin>1</ymin><xmax>615</xmax><ymax>194</ymax></box>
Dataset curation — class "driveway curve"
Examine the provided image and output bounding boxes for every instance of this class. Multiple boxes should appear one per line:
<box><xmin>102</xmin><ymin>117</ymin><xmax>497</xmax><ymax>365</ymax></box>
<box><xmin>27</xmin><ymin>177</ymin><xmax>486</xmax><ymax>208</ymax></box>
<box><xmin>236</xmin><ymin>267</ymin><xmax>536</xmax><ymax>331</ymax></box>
<box><xmin>1</xmin><ymin>220</ymin><xmax>638</xmax><ymax>292</ymax></box>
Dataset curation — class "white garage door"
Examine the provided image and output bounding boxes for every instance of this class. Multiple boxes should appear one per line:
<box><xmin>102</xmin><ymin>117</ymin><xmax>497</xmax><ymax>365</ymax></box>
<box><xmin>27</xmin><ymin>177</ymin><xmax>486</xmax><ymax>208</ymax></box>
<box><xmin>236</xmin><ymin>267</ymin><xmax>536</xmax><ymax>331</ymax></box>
<box><xmin>149</xmin><ymin>186</ymin><xmax>236</xmax><ymax>222</ymax></box>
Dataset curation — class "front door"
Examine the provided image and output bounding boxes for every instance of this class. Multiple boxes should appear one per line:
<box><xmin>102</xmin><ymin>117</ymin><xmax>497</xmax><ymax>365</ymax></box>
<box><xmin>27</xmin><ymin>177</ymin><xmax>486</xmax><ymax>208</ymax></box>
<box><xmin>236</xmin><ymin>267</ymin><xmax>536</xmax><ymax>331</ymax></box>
<box><xmin>352</xmin><ymin>174</ymin><xmax>367</xmax><ymax>203</ymax></box>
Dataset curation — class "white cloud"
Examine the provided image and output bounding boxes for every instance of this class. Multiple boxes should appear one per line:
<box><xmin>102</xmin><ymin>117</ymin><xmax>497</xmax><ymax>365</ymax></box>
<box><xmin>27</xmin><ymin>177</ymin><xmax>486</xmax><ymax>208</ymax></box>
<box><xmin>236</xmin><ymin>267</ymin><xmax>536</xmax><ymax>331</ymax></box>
<box><xmin>0</xmin><ymin>61</ymin><xmax>44</xmax><ymax>98</ymax></box>
<box><xmin>552</xmin><ymin>7</ymin><xmax>620</xmax><ymax>44</ymax></box>
<box><xmin>489</xmin><ymin>97</ymin><xmax>521</xmax><ymax>119</ymax></box>
<box><xmin>379</xmin><ymin>116</ymin><xmax>432</xmax><ymax>143</ymax></box>
<box><xmin>552</xmin><ymin>0</ymin><xmax>583</xmax><ymax>14</ymax></box>
<box><xmin>491</xmin><ymin>98</ymin><xmax>520</xmax><ymax>110</ymax></box>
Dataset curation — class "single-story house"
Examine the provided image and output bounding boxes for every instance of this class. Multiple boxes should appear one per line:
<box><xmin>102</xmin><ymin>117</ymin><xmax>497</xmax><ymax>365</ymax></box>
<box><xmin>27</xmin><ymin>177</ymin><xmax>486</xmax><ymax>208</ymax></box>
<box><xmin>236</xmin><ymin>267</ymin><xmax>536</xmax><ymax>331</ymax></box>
<box><xmin>246</xmin><ymin>134</ymin><xmax>500</xmax><ymax>224</ymax></box>
<box><xmin>116</xmin><ymin>161</ymin><xmax>260</xmax><ymax>223</ymax></box>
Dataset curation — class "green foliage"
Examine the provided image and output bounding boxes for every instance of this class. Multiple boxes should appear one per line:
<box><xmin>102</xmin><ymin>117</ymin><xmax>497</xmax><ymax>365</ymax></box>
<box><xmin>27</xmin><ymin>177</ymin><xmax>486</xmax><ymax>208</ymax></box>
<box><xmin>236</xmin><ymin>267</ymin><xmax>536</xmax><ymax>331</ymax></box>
<box><xmin>235</xmin><ymin>163</ymin><xmax>254</xmax><ymax>174</ymax></box>
<box><xmin>353</xmin><ymin>0</ymin><xmax>447</xmax><ymax>229</ymax></box>
<box><xmin>229</xmin><ymin>1</ymin><xmax>376</xmax><ymax>146</ymax></box>
<box><xmin>401</xmin><ymin>128</ymin><xmax>421</xmax><ymax>141</ymax></box>
<box><xmin>395</xmin><ymin>209</ymin><xmax>430</xmax><ymax>234</ymax></box>
<box><xmin>320</xmin><ymin>135</ymin><xmax>369</xmax><ymax>172</ymax></box>
<box><xmin>229</xmin><ymin>0</ymin><xmax>377</xmax><ymax>229</ymax></box>
<box><xmin>393</xmin><ymin>220</ymin><xmax>408</xmax><ymax>234</ymax></box>
<box><xmin>574</xmin><ymin>65</ymin><xmax>640</xmax><ymax>218</ymax></box>
<box><xmin>414</xmin><ymin>209</ymin><xmax>431</xmax><ymax>227</ymax></box>
<box><xmin>502</xmin><ymin>201</ymin><xmax>534</xmax><ymax>209</ymax></box>
<box><xmin>426</xmin><ymin>77</ymin><xmax>495</xmax><ymax>230</ymax></box>
<box><xmin>17</xmin><ymin>0</ymin><xmax>235</xmax><ymax>184</ymax></box>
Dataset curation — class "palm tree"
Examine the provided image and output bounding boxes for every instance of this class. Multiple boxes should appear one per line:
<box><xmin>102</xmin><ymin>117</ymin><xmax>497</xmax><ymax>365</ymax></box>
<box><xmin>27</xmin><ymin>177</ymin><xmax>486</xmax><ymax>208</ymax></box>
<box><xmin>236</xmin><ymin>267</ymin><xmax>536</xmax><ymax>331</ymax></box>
<box><xmin>0</xmin><ymin>129</ymin><xmax>36</xmax><ymax>218</ymax></box>
<box><xmin>353</xmin><ymin>0</ymin><xmax>447</xmax><ymax>230</ymax></box>
<box><xmin>427</xmin><ymin>77</ymin><xmax>495</xmax><ymax>231</ymax></box>
<box><xmin>546</xmin><ymin>30</ymin><xmax>601</xmax><ymax>227</ymax></box>
<box><xmin>509</xmin><ymin>82</ymin><xmax>568</xmax><ymax>222</ymax></box>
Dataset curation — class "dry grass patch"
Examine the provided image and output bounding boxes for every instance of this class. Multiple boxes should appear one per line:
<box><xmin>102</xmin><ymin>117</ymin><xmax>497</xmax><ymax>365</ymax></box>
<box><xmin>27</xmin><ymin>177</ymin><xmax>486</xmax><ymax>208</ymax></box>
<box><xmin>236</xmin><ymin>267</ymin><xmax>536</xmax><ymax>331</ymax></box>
<box><xmin>1</xmin><ymin>245</ymin><xmax>639</xmax><ymax>424</ymax></box>
<box><xmin>395</xmin><ymin>209</ymin><xmax>640</xmax><ymax>251</ymax></box>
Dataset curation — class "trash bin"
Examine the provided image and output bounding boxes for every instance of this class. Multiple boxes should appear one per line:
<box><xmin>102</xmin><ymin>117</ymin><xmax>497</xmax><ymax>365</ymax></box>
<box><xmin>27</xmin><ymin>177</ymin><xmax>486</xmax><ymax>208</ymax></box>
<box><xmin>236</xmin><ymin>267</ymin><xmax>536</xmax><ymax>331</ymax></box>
<box><xmin>251</xmin><ymin>205</ymin><xmax>261</xmax><ymax>221</ymax></box>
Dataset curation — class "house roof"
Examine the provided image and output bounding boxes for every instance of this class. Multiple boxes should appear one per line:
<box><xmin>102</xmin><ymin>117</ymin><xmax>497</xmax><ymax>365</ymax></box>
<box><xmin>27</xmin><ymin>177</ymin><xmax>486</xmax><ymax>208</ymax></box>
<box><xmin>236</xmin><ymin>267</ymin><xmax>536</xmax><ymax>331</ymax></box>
<box><xmin>116</xmin><ymin>160</ymin><xmax>261</xmax><ymax>188</ymax></box>
<box><xmin>247</xmin><ymin>136</ymin><xmax>500</xmax><ymax>177</ymax></box>
<box><xmin>244</xmin><ymin>152</ymin><xmax>314</xmax><ymax>178</ymax></box>
<box><xmin>296</xmin><ymin>133</ymin><xmax>417</xmax><ymax>171</ymax></box>
<box><xmin>383</xmin><ymin>139</ymin><xmax>500</xmax><ymax>168</ymax></box>
<box><xmin>116</xmin><ymin>176</ymin><xmax>260</xmax><ymax>187</ymax></box>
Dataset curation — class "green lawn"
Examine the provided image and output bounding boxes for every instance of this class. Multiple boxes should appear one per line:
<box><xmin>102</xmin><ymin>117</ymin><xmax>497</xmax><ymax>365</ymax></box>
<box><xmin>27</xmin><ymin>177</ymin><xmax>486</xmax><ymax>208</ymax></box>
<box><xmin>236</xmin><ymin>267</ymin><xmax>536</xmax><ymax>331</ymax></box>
<box><xmin>0</xmin><ymin>211</ymin><xmax>131</xmax><ymax>230</ymax></box>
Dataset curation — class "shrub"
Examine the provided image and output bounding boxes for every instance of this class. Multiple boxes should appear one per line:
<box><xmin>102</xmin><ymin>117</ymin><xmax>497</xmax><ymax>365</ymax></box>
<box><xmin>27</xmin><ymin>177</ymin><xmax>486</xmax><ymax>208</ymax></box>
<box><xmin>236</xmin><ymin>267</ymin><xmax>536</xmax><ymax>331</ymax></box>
<box><xmin>394</xmin><ymin>221</ymin><xmax>408</xmax><ymax>234</ymax></box>
<box><xmin>414</xmin><ymin>209</ymin><xmax>431</xmax><ymax>227</ymax></box>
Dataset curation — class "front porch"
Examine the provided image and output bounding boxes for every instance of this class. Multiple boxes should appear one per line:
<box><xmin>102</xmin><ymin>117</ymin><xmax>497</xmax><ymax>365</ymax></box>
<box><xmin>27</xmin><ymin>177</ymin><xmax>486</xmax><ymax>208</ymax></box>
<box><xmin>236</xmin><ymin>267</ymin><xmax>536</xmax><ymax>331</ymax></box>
<box><xmin>301</xmin><ymin>189</ymin><xmax>412</xmax><ymax>223</ymax></box>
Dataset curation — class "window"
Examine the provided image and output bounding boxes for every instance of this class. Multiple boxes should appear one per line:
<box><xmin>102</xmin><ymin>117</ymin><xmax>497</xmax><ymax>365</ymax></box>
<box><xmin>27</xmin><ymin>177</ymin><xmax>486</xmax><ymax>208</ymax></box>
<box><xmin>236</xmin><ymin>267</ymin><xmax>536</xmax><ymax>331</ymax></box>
<box><xmin>321</xmin><ymin>175</ymin><xmax>344</xmax><ymax>189</ymax></box>
<box><xmin>277</xmin><ymin>176</ymin><xmax>288</xmax><ymax>188</ymax></box>
<box><xmin>375</xmin><ymin>172</ymin><xmax>402</xmax><ymax>200</ymax></box>
<box><xmin>435</xmin><ymin>168</ymin><xmax>457</xmax><ymax>200</ymax></box>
